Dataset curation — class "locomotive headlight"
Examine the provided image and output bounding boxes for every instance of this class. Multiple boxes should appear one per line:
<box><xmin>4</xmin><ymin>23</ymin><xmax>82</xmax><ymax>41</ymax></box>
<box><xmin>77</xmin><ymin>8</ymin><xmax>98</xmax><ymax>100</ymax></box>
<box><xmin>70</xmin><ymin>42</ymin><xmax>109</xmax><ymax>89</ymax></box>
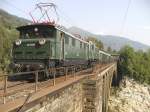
<box><xmin>39</xmin><ymin>39</ymin><xmax>46</xmax><ymax>45</ymax></box>
<box><xmin>15</xmin><ymin>39</ymin><xmax>22</xmax><ymax>46</ymax></box>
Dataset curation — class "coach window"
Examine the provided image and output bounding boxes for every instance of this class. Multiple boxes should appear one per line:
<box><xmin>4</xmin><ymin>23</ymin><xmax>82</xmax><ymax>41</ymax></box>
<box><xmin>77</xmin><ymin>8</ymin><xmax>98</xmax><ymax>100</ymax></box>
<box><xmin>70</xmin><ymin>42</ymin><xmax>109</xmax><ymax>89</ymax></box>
<box><xmin>80</xmin><ymin>42</ymin><xmax>82</xmax><ymax>48</ymax></box>
<box><xmin>72</xmin><ymin>38</ymin><xmax>76</xmax><ymax>46</ymax></box>
<box><xmin>94</xmin><ymin>45</ymin><xmax>96</xmax><ymax>51</ymax></box>
<box><xmin>84</xmin><ymin>43</ymin><xmax>86</xmax><ymax>49</ymax></box>
<box><xmin>92</xmin><ymin>45</ymin><xmax>94</xmax><ymax>50</ymax></box>
<box><xmin>65</xmin><ymin>35</ymin><xmax>69</xmax><ymax>44</ymax></box>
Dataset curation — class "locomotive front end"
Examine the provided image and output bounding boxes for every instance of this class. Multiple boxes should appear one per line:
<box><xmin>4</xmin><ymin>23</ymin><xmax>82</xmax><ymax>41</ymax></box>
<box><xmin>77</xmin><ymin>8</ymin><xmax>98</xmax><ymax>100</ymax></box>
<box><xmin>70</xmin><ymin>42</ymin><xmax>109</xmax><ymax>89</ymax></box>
<box><xmin>11</xmin><ymin>24</ymin><xmax>55</xmax><ymax>72</ymax></box>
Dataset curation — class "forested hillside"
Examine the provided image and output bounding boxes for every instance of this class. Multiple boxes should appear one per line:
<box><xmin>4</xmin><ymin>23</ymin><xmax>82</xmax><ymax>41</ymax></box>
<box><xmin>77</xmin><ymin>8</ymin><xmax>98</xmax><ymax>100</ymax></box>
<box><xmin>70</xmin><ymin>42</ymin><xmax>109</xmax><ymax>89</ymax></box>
<box><xmin>0</xmin><ymin>9</ymin><xmax>29</xmax><ymax>72</ymax></box>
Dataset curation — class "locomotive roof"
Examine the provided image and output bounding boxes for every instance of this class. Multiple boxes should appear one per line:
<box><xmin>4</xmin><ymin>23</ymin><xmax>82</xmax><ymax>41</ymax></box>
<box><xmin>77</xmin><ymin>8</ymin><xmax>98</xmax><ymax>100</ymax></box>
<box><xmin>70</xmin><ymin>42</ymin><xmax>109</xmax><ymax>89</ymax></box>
<box><xmin>16</xmin><ymin>23</ymin><xmax>55</xmax><ymax>31</ymax></box>
<box><xmin>55</xmin><ymin>26</ymin><xmax>89</xmax><ymax>44</ymax></box>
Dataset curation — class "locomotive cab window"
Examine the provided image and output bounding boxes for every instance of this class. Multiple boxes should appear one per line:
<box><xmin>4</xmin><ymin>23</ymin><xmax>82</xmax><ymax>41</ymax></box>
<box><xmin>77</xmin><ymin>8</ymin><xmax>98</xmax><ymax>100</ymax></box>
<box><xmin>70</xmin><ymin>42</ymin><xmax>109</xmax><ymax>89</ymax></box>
<box><xmin>17</xmin><ymin>25</ymin><xmax>56</xmax><ymax>39</ymax></box>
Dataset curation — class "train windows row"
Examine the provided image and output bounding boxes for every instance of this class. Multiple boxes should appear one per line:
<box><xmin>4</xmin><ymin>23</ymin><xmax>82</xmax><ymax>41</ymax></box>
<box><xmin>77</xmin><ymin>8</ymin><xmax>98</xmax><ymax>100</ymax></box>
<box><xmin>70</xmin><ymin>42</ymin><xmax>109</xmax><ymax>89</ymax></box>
<box><xmin>64</xmin><ymin>34</ymin><xmax>86</xmax><ymax>49</ymax></box>
<box><xmin>62</xmin><ymin>32</ymin><xmax>95</xmax><ymax>51</ymax></box>
<box><xmin>64</xmin><ymin>36</ymin><xmax>96</xmax><ymax>52</ymax></box>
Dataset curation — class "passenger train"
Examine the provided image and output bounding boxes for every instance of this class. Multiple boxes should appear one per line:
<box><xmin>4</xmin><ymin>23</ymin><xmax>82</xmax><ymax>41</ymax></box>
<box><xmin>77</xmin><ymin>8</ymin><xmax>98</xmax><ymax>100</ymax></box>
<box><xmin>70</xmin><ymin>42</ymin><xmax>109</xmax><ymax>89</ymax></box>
<box><xmin>10</xmin><ymin>22</ymin><xmax>113</xmax><ymax>78</ymax></box>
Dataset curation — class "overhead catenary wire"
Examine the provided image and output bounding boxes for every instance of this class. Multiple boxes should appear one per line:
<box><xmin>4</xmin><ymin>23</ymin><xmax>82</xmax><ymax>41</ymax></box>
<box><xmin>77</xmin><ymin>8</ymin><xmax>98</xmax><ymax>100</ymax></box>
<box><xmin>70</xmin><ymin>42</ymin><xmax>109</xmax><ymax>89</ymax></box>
<box><xmin>56</xmin><ymin>7</ymin><xmax>79</xmax><ymax>27</ymax></box>
<box><xmin>120</xmin><ymin>0</ymin><xmax>132</xmax><ymax>35</ymax></box>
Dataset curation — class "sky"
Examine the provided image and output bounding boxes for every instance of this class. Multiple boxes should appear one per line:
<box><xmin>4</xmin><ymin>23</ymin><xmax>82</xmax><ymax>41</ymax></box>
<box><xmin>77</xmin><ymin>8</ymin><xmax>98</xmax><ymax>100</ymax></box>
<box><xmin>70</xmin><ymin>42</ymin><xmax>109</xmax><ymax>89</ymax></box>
<box><xmin>0</xmin><ymin>0</ymin><xmax>150</xmax><ymax>46</ymax></box>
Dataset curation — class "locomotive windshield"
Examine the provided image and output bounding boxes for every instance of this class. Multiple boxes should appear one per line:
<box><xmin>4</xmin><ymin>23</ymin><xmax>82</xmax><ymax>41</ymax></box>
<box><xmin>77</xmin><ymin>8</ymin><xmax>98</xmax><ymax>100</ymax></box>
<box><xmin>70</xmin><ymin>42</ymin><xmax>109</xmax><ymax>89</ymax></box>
<box><xmin>17</xmin><ymin>25</ymin><xmax>55</xmax><ymax>39</ymax></box>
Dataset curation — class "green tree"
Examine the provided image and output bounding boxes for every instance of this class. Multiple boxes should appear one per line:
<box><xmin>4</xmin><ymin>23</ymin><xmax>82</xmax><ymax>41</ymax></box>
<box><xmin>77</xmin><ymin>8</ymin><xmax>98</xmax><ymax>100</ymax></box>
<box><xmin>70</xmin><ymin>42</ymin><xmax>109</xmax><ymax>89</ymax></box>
<box><xmin>86</xmin><ymin>37</ymin><xmax>104</xmax><ymax>50</ymax></box>
<box><xmin>0</xmin><ymin>24</ymin><xmax>18</xmax><ymax>72</ymax></box>
<box><xmin>0</xmin><ymin>9</ymin><xmax>28</xmax><ymax>74</ymax></box>
<box><xmin>107</xmin><ymin>46</ymin><xmax>112</xmax><ymax>53</ymax></box>
<box><xmin>119</xmin><ymin>45</ymin><xmax>150</xmax><ymax>84</ymax></box>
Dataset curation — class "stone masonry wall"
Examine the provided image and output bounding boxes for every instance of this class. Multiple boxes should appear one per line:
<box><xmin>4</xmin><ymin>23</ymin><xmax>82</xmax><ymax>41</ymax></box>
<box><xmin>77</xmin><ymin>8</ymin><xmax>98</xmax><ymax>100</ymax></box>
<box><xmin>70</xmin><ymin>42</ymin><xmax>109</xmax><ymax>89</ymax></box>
<box><xmin>25</xmin><ymin>76</ymin><xmax>113</xmax><ymax>112</ymax></box>
<box><xmin>23</xmin><ymin>64</ymin><xmax>116</xmax><ymax>112</ymax></box>
<box><xmin>26</xmin><ymin>82</ymin><xmax>83</xmax><ymax>112</ymax></box>
<box><xmin>27</xmin><ymin>78</ymin><xmax>105</xmax><ymax>112</ymax></box>
<box><xmin>82</xmin><ymin>77</ymin><xmax>104</xmax><ymax>112</ymax></box>
<box><xmin>95</xmin><ymin>78</ymin><xmax>104</xmax><ymax>112</ymax></box>
<box><xmin>82</xmin><ymin>80</ymin><xmax>97</xmax><ymax>112</ymax></box>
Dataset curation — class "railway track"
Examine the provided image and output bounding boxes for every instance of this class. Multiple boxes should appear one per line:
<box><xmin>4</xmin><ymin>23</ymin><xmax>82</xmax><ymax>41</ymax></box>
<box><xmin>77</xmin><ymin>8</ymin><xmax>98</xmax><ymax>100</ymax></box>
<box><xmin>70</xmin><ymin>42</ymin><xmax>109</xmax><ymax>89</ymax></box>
<box><xmin>0</xmin><ymin>81</ymin><xmax>28</xmax><ymax>90</ymax></box>
<box><xmin>0</xmin><ymin>64</ymin><xmax>110</xmax><ymax>104</ymax></box>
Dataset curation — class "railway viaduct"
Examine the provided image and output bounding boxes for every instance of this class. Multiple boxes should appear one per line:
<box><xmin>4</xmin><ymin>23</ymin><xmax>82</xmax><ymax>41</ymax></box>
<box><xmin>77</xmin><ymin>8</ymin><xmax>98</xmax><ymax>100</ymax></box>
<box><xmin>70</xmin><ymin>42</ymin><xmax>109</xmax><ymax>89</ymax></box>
<box><xmin>0</xmin><ymin>63</ymin><xmax>118</xmax><ymax>112</ymax></box>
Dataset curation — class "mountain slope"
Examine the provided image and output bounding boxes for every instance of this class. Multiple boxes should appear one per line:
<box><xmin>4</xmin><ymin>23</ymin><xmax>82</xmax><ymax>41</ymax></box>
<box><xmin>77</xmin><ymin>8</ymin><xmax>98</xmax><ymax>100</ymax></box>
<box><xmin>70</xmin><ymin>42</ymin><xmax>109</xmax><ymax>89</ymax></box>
<box><xmin>69</xmin><ymin>27</ymin><xmax>150</xmax><ymax>51</ymax></box>
<box><xmin>0</xmin><ymin>9</ymin><xmax>30</xmax><ymax>27</ymax></box>
<box><xmin>97</xmin><ymin>35</ymin><xmax>149</xmax><ymax>51</ymax></box>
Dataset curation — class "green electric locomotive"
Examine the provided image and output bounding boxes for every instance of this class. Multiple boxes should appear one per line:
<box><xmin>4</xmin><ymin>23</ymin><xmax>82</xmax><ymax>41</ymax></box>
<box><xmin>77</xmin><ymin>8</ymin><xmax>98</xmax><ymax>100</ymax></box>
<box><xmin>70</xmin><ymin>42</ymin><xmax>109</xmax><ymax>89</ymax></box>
<box><xmin>11</xmin><ymin>22</ymin><xmax>112</xmax><ymax>78</ymax></box>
